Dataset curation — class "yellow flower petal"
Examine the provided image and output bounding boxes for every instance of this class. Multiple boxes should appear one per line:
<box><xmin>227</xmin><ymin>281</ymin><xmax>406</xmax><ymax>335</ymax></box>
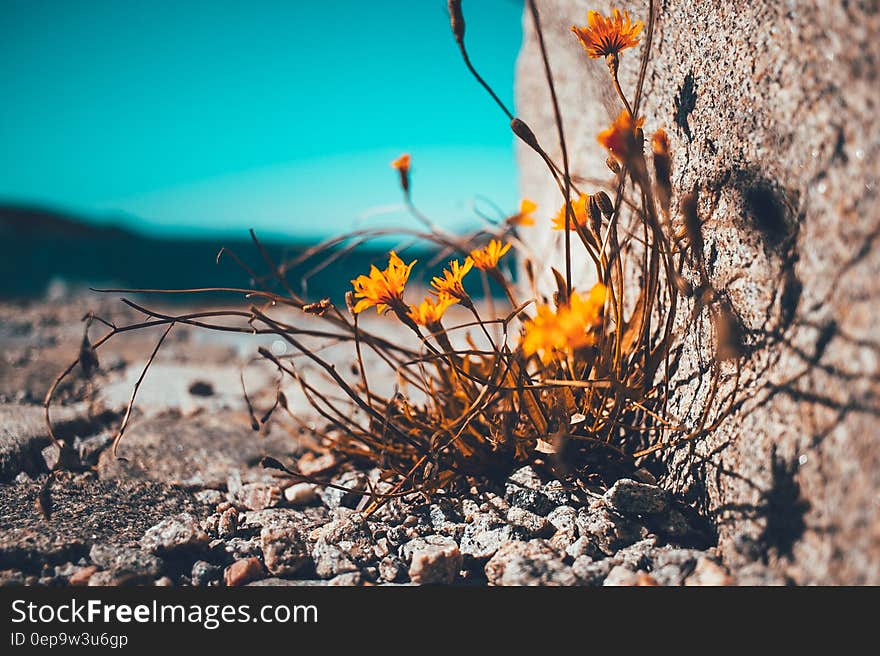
<box><xmin>350</xmin><ymin>251</ymin><xmax>416</xmax><ymax>315</ymax></box>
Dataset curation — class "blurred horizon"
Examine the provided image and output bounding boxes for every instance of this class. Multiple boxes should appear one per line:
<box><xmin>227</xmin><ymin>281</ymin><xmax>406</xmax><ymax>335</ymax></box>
<box><xmin>0</xmin><ymin>0</ymin><xmax>524</xmax><ymax>240</ymax></box>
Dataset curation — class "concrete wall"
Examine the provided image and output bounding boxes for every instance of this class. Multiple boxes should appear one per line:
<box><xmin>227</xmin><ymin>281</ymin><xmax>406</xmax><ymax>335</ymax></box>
<box><xmin>515</xmin><ymin>0</ymin><xmax>879</xmax><ymax>583</ymax></box>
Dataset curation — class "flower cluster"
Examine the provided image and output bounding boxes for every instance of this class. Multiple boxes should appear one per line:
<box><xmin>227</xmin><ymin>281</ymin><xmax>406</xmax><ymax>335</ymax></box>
<box><xmin>521</xmin><ymin>284</ymin><xmax>608</xmax><ymax>364</ymax></box>
<box><xmin>49</xmin><ymin>6</ymin><xmax>739</xmax><ymax>512</ymax></box>
<box><xmin>351</xmin><ymin>210</ymin><xmax>514</xmax><ymax>328</ymax></box>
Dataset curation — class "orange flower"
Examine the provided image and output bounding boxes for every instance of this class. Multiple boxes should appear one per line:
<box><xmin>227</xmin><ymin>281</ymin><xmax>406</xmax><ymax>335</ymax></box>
<box><xmin>391</xmin><ymin>153</ymin><xmax>411</xmax><ymax>172</ymax></box>
<box><xmin>571</xmin><ymin>9</ymin><xmax>643</xmax><ymax>59</ymax></box>
<box><xmin>470</xmin><ymin>239</ymin><xmax>511</xmax><ymax>271</ymax></box>
<box><xmin>597</xmin><ymin>110</ymin><xmax>645</xmax><ymax>163</ymax></box>
<box><xmin>391</xmin><ymin>153</ymin><xmax>411</xmax><ymax>193</ymax></box>
<box><xmin>508</xmin><ymin>198</ymin><xmax>538</xmax><ymax>226</ymax></box>
<box><xmin>350</xmin><ymin>251</ymin><xmax>416</xmax><ymax>315</ymax></box>
<box><xmin>407</xmin><ymin>294</ymin><xmax>458</xmax><ymax>327</ymax></box>
<box><xmin>551</xmin><ymin>194</ymin><xmax>590</xmax><ymax>231</ymax></box>
<box><xmin>652</xmin><ymin>128</ymin><xmax>670</xmax><ymax>157</ymax></box>
<box><xmin>431</xmin><ymin>257</ymin><xmax>473</xmax><ymax>302</ymax></box>
<box><xmin>521</xmin><ymin>283</ymin><xmax>607</xmax><ymax>363</ymax></box>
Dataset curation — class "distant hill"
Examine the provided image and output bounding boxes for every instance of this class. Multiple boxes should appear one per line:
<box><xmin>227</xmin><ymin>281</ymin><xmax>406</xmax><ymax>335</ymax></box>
<box><xmin>0</xmin><ymin>204</ymin><xmax>436</xmax><ymax>302</ymax></box>
<box><xmin>0</xmin><ymin>205</ymin><xmax>131</xmax><ymax>239</ymax></box>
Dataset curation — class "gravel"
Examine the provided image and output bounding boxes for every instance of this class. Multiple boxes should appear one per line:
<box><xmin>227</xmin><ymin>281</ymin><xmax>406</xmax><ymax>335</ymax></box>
<box><xmin>459</xmin><ymin>518</ymin><xmax>524</xmax><ymax>561</ymax></box>
<box><xmin>504</xmin><ymin>466</ymin><xmax>556</xmax><ymax>515</ymax></box>
<box><xmin>327</xmin><ymin>572</ymin><xmax>362</xmax><ymax>586</ymax></box>
<box><xmin>0</xmin><ymin>458</ymin><xmax>734</xmax><ymax>586</ymax></box>
<box><xmin>575</xmin><ymin>501</ymin><xmax>648</xmax><ymax>555</ymax></box>
<box><xmin>311</xmin><ymin>541</ymin><xmax>358</xmax><ymax>579</ymax></box>
<box><xmin>609</xmin><ymin>538</ymin><xmax>659</xmax><ymax>571</ymax></box>
<box><xmin>195</xmin><ymin>489</ymin><xmax>225</xmax><ymax>506</ymax></box>
<box><xmin>191</xmin><ymin>560</ymin><xmax>222</xmax><ymax>587</ymax></box>
<box><xmin>546</xmin><ymin>505</ymin><xmax>578</xmax><ymax>533</ymax></box>
<box><xmin>564</xmin><ymin>535</ymin><xmax>603</xmax><ymax>561</ymax></box>
<box><xmin>140</xmin><ymin>513</ymin><xmax>210</xmax><ymax>556</ymax></box>
<box><xmin>602</xmin><ymin>565</ymin><xmax>645</xmax><ymax>587</ymax></box>
<box><xmin>224</xmin><ymin>557</ymin><xmax>265</xmax><ymax>587</ymax></box>
<box><xmin>506</xmin><ymin>507</ymin><xmax>553</xmax><ymax>538</ymax></box>
<box><xmin>405</xmin><ymin>536</ymin><xmax>462</xmax><ymax>585</ymax></box>
<box><xmin>284</xmin><ymin>483</ymin><xmax>318</xmax><ymax>506</ymax></box>
<box><xmin>261</xmin><ymin>525</ymin><xmax>310</xmax><ymax>577</ymax></box>
<box><xmin>88</xmin><ymin>544</ymin><xmax>164</xmax><ymax>583</ymax></box>
<box><xmin>571</xmin><ymin>557</ymin><xmax>612</xmax><ymax>586</ymax></box>
<box><xmin>228</xmin><ymin>482</ymin><xmax>283</xmax><ymax>511</ymax></box>
<box><xmin>685</xmin><ymin>558</ymin><xmax>733</xmax><ymax>586</ymax></box>
<box><xmin>378</xmin><ymin>556</ymin><xmax>408</xmax><ymax>583</ymax></box>
<box><xmin>319</xmin><ymin>471</ymin><xmax>366</xmax><ymax>510</ymax></box>
<box><xmin>604</xmin><ymin>479</ymin><xmax>670</xmax><ymax>515</ymax></box>
<box><xmin>485</xmin><ymin>540</ymin><xmax>578</xmax><ymax>586</ymax></box>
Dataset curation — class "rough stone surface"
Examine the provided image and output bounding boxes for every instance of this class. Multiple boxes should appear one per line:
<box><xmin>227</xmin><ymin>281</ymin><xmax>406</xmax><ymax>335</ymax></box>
<box><xmin>140</xmin><ymin>513</ymin><xmax>210</xmax><ymax>556</ymax></box>
<box><xmin>404</xmin><ymin>536</ymin><xmax>462</xmax><ymax>585</ymax></box>
<box><xmin>604</xmin><ymin>479</ymin><xmax>669</xmax><ymax>515</ymax></box>
<box><xmin>67</xmin><ymin>565</ymin><xmax>98</xmax><ymax>586</ymax></box>
<box><xmin>603</xmin><ymin>565</ymin><xmax>645</xmax><ymax>587</ymax></box>
<box><xmin>191</xmin><ymin>560</ymin><xmax>222</xmax><ymax>587</ymax></box>
<box><xmin>319</xmin><ymin>471</ymin><xmax>366</xmax><ymax>510</ymax></box>
<box><xmin>218</xmin><ymin>537</ymin><xmax>262</xmax><ymax>562</ymax></box>
<box><xmin>227</xmin><ymin>481</ymin><xmax>283</xmax><ymax>511</ymax></box>
<box><xmin>239</xmin><ymin>507</ymin><xmax>326</xmax><ymax>533</ymax></box>
<box><xmin>485</xmin><ymin>539</ymin><xmax>578</xmax><ymax>586</ymax></box>
<box><xmin>284</xmin><ymin>482</ymin><xmax>318</xmax><ymax>506</ymax></box>
<box><xmin>575</xmin><ymin>501</ymin><xmax>647</xmax><ymax>555</ymax></box>
<box><xmin>0</xmin><ymin>475</ymin><xmax>202</xmax><ymax>571</ymax></box>
<box><xmin>327</xmin><ymin>572</ymin><xmax>362</xmax><ymax>586</ymax></box>
<box><xmin>565</xmin><ymin>535</ymin><xmax>602</xmax><ymax>561</ymax></box>
<box><xmin>379</xmin><ymin>556</ymin><xmax>407</xmax><ymax>583</ymax></box>
<box><xmin>506</xmin><ymin>506</ymin><xmax>553</xmax><ymax>538</ymax></box>
<box><xmin>685</xmin><ymin>557</ymin><xmax>734</xmax><ymax>586</ymax></box>
<box><xmin>88</xmin><ymin>544</ymin><xmax>164</xmax><ymax>583</ymax></box>
<box><xmin>0</xmin><ymin>404</ymin><xmax>87</xmax><ymax>481</ymax></box>
<box><xmin>311</xmin><ymin>541</ymin><xmax>358</xmax><ymax>579</ymax></box>
<box><xmin>459</xmin><ymin>516</ymin><xmax>523</xmax><ymax>561</ymax></box>
<box><xmin>97</xmin><ymin>411</ymin><xmax>295</xmax><ymax>489</ymax></box>
<box><xmin>609</xmin><ymin>538</ymin><xmax>658</xmax><ymax>572</ymax></box>
<box><xmin>547</xmin><ymin>505</ymin><xmax>578</xmax><ymax>534</ymax></box>
<box><xmin>517</xmin><ymin>0</ymin><xmax>880</xmax><ymax>584</ymax></box>
<box><xmin>571</xmin><ymin>557</ymin><xmax>613</xmax><ymax>586</ymax></box>
<box><xmin>224</xmin><ymin>557</ymin><xmax>265</xmax><ymax>587</ymax></box>
<box><xmin>505</xmin><ymin>466</ymin><xmax>556</xmax><ymax>515</ymax></box>
<box><xmin>260</xmin><ymin>525</ymin><xmax>310</xmax><ymax>577</ymax></box>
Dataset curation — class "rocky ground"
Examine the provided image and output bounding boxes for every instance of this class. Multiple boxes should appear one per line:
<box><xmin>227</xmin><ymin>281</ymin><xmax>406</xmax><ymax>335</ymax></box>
<box><xmin>0</xmin><ymin>295</ymin><xmax>784</xmax><ymax>586</ymax></box>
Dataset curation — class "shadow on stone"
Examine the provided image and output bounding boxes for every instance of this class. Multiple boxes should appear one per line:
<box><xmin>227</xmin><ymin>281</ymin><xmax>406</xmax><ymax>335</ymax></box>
<box><xmin>673</xmin><ymin>72</ymin><xmax>697</xmax><ymax>141</ymax></box>
<box><xmin>758</xmin><ymin>447</ymin><xmax>809</xmax><ymax>559</ymax></box>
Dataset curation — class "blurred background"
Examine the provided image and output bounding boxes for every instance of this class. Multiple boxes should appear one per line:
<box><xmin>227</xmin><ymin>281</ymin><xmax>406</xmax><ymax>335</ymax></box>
<box><xmin>0</xmin><ymin>0</ymin><xmax>524</xmax><ymax>298</ymax></box>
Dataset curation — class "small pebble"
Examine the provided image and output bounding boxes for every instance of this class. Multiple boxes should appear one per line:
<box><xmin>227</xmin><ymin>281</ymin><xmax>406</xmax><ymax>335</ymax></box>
<box><xmin>284</xmin><ymin>482</ymin><xmax>318</xmax><ymax>506</ymax></box>
<box><xmin>224</xmin><ymin>557</ymin><xmax>265</xmax><ymax>587</ymax></box>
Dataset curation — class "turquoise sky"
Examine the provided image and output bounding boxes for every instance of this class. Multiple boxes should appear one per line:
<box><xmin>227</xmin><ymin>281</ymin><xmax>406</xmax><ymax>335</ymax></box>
<box><xmin>0</xmin><ymin>0</ymin><xmax>524</xmax><ymax>239</ymax></box>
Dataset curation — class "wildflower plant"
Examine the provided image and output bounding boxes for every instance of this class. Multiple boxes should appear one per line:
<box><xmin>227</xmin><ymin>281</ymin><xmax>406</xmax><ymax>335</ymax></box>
<box><xmin>46</xmin><ymin>2</ymin><xmax>742</xmax><ymax>511</ymax></box>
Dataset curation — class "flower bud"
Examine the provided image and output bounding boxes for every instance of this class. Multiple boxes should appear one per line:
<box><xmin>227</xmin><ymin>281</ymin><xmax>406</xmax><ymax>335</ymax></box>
<box><xmin>448</xmin><ymin>0</ymin><xmax>465</xmax><ymax>44</ymax></box>
<box><xmin>588</xmin><ymin>194</ymin><xmax>603</xmax><ymax>236</ymax></box>
<box><xmin>605</xmin><ymin>156</ymin><xmax>621</xmax><ymax>174</ymax></box>
<box><xmin>511</xmin><ymin>117</ymin><xmax>540</xmax><ymax>151</ymax></box>
<box><xmin>594</xmin><ymin>190</ymin><xmax>614</xmax><ymax>217</ymax></box>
